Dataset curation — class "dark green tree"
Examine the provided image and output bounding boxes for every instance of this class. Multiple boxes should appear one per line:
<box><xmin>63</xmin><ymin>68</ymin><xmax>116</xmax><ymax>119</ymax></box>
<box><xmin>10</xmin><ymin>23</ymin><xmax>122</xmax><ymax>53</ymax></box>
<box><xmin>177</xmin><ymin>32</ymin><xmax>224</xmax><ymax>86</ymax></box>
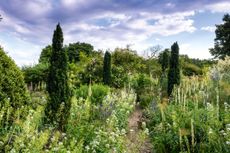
<box><xmin>103</xmin><ymin>51</ymin><xmax>111</xmax><ymax>85</ymax></box>
<box><xmin>39</xmin><ymin>45</ymin><xmax>52</xmax><ymax>63</ymax></box>
<box><xmin>67</xmin><ymin>42</ymin><xmax>93</xmax><ymax>63</ymax></box>
<box><xmin>210</xmin><ymin>14</ymin><xmax>230</xmax><ymax>59</ymax></box>
<box><xmin>45</xmin><ymin>23</ymin><xmax>70</xmax><ymax>130</ymax></box>
<box><xmin>159</xmin><ymin>49</ymin><xmax>170</xmax><ymax>72</ymax></box>
<box><xmin>67</xmin><ymin>43</ymin><xmax>79</xmax><ymax>63</ymax></box>
<box><xmin>168</xmin><ymin>42</ymin><xmax>180</xmax><ymax>96</ymax></box>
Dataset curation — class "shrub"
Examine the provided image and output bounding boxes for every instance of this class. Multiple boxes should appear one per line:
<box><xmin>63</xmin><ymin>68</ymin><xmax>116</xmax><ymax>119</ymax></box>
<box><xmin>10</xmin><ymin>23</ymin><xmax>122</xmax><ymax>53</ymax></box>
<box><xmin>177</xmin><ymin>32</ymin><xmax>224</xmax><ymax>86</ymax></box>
<box><xmin>182</xmin><ymin>63</ymin><xmax>203</xmax><ymax>76</ymax></box>
<box><xmin>75</xmin><ymin>85</ymin><xmax>88</xmax><ymax>99</ymax></box>
<box><xmin>131</xmin><ymin>73</ymin><xmax>154</xmax><ymax>108</ymax></box>
<box><xmin>75</xmin><ymin>84</ymin><xmax>109</xmax><ymax>104</ymax></box>
<box><xmin>0</xmin><ymin>47</ymin><xmax>30</xmax><ymax>109</ymax></box>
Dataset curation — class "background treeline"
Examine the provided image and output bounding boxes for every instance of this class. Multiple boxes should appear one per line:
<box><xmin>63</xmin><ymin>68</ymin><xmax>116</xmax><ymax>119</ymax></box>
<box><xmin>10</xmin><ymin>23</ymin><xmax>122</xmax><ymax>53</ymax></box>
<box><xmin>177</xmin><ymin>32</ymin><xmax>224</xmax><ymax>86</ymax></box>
<box><xmin>22</xmin><ymin>42</ymin><xmax>215</xmax><ymax>91</ymax></box>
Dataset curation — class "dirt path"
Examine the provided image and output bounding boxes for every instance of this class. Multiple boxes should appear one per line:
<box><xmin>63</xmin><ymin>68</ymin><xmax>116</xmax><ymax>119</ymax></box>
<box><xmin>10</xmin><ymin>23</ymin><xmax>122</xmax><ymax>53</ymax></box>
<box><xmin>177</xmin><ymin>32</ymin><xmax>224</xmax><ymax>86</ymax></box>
<box><xmin>126</xmin><ymin>105</ymin><xmax>153</xmax><ymax>153</ymax></box>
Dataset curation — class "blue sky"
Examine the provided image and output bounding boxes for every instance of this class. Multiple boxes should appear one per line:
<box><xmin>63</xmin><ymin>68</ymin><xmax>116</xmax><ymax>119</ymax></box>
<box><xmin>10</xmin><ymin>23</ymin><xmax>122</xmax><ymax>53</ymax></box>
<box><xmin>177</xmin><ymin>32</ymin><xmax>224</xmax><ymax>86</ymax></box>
<box><xmin>0</xmin><ymin>0</ymin><xmax>229</xmax><ymax>66</ymax></box>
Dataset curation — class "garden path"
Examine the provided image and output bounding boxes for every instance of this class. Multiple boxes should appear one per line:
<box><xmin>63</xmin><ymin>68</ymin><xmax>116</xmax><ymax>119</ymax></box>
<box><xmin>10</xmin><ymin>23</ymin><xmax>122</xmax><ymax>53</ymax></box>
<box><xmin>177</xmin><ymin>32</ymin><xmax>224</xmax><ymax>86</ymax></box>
<box><xmin>126</xmin><ymin>105</ymin><xmax>153</xmax><ymax>153</ymax></box>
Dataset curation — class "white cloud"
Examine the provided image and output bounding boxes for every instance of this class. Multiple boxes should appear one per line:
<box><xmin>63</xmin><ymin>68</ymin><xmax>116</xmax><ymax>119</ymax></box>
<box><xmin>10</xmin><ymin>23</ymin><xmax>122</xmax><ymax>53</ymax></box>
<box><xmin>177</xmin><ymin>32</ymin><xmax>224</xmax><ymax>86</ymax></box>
<box><xmin>205</xmin><ymin>2</ymin><xmax>230</xmax><ymax>13</ymax></box>
<box><xmin>201</xmin><ymin>26</ymin><xmax>216</xmax><ymax>32</ymax></box>
<box><xmin>127</xmin><ymin>11</ymin><xmax>196</xmax><ymax>36</ymax></box>
<box><xmin>165</xmin><ymin>3</ymin><xmax>175</xmax><ymax>9</ymax></box>
<box><xmin>61</xmin><ymin>0</ymin><xmax>86</xmax><ymax>8</ymax></box>
<box><xmin>0</xmin><ymin>34</ymin><xmax>42</xmax><ymax>66</ymax></box>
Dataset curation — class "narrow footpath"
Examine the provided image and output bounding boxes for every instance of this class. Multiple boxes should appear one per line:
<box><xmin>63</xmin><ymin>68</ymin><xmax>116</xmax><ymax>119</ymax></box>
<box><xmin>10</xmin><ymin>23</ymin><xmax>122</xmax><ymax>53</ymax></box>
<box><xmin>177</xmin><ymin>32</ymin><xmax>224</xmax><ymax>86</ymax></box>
<box><xmin>126</xmin><ymin>105</ymin><xmax>153</xmax><ymax>153</ymax></box>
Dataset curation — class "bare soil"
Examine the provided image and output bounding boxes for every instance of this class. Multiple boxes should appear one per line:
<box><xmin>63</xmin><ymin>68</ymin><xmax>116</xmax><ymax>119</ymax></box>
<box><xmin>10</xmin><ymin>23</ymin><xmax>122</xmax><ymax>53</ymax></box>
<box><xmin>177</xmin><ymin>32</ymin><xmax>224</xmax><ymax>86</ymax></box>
<box><xmin>126</xmin><ymin>105</ymin><xmax>153</xmax><ymax>153</ymax></box>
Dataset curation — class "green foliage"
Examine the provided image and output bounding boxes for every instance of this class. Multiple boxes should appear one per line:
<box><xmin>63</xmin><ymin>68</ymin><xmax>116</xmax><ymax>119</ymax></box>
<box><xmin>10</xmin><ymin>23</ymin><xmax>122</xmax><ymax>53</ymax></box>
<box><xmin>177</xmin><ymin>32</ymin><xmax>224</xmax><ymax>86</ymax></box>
<box><xmin>210</xmin><ymin>14</ymin><xmax>230</xmax><ymax>59</ymax></box>
<box><xmin>69</xmin><ymin>51</ymin><xmax>103</xmax><ymax>87</ymax></box>
<box><xmin>159</xmin><ymin>49</ymin><xmax>170</xmax><ymax>72</ymax></box>
<box><xmin>67</xmin><ymin>42</ymin><xmax>94</xmax><ymax>62</ymax></box>
<box><xmin>39</xmin><ymin>45</ymin><xmax>52</xmax><ymax>64</ymax></box>
<box><xmin>22</xmin><ymin>63</ymin><xmax>49</xmax><ymax>90</ymax></box>
<box><xmin>210</xmin><ymin>56</ymin><xmax>230</xmax><ymax>102</ymax></box>
<box><xmin>90</xmin><ymin>84</ymin><xmax>109</xmax><ymax>105</ymax></box>
<box><xmin>112</xmin><ymin>48</ymin><xmax>145</xmax><ymax>73</ymax></box>
<box><xmin>147</xmin><ymin>76</ymin><xmax>230</xmax><ymax>153</ymax></box>
<box><xmin>168</xmin><ymin>42</ymin><xmax>180</xmax><ymax>96</ymax></box>
<box><xmin>182</xmin><ymin>63</ymin><xmax>203</xmax><ymax>76</ymax></box>
<box><xmin>103</xmin><ymin>51</ymin><xmax>111</xmax><ymax>85</ymax></box>
<box><xmin>0</xmin><ymin>47</ymin><xmax>30</xmax><ymax>109</ymax></box>
<box><xmin>111</xmin><ymin>47</ymin><xmax>148</xmax><ymax>88</ymax></box>
<box><xmin>131</xmin><ymin>73</ymin><xmax>154</xmax><ymax>108</ymax></box>
<box><xmin>75</xmin><ymin>85</ymin><xmax>88</xmax><ymax>100</ymax></box>
<box><xmin>45</xmin><ymin>23</ymin><xmax>70</xmax><ymax>130</ymax></box>
<box><xmin>75</xmin><ymin>84</ymin><xmax>109</xmax><ymax>104</ymax></box>
<box><xmin>111</xmin><ymin>66</ymin><xmax>128</xmax><ymax>88</ymax></box>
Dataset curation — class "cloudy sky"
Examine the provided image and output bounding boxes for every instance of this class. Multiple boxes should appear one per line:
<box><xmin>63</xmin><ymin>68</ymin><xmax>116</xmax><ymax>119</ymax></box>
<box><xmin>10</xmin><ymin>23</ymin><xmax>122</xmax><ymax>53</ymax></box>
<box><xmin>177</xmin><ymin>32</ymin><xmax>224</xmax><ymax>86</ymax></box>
<box><xmin>0</xmin><ymin>0</ymin><xmax>229</xmax><ymax>66</ymax></box>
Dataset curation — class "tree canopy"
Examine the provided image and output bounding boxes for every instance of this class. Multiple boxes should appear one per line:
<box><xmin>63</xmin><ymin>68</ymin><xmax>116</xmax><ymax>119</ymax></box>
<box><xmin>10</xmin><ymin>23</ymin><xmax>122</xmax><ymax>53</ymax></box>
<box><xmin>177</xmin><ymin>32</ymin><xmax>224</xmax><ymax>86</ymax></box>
<box><xmin>39</xmin><ymin>45</ymin><xmax>52</xmax><ymax>64</ymax></box>
<box><xmin>210</xmin><ymin>14</ymin><xmax>230</xmax><ymax>59</ymax></box>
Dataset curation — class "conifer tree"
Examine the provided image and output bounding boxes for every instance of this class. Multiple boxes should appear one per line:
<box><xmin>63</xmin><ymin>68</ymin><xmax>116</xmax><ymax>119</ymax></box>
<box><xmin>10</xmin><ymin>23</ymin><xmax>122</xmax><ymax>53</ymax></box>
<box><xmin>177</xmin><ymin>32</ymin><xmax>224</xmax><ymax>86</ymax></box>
<box><xmin>103</xmin><ymin>51</ymin><xmax>111</xmax><ymax>85</ymax></box>
<box><xmin>159</xmin><ymin>49</ymin><xmax>170</xmax><ymax>72</ymax></box>
<box><xmin>168</xmin><ymin>42</ymin><xmax>180</xmax><ymax>96</ymax></box>
<box><xmin>45</xmin><ymin>23</ymin><xmax>70</xmax><ymax>130</ymax></box>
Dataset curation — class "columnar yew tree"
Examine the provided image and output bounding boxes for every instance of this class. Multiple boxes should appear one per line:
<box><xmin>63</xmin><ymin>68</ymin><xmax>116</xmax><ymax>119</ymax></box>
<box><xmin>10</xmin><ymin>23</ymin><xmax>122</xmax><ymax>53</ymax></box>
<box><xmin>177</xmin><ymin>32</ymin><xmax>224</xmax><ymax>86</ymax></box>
<box><xmin>159</xmin><ymin>49</ymin><xmax>170</xmax><ymax>72</ymax></box>
<box><xmin>168</xmin><ymin>42</ymin><xmax>180</xmax><ymax>96</ymax></box>
<box><xmin>210</xmin><ymin>14</ymin><xmax>230</xmax><ymax>59</ymax></box>
<box><xmin>45</xmin><ymin>23</ymin><xmax>70</xmax><ymax>130</ymax></box>
<box><xmin>103</xmin><ymin>51</ymin><xmax>111</xmax><ymax>85</ymax></box>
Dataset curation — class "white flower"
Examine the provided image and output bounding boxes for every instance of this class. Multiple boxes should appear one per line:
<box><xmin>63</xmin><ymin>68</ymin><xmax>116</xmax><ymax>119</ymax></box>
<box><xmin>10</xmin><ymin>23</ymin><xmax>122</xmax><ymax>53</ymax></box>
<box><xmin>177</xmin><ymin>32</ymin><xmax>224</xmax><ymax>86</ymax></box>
<box><xmin>226</xmin><ymin>124</ymin><xmax>230</xmax><ymax>128</ymax></box>
<box><xmin>85</xmin><ymin>145</ymin><xmax>90</xmax><ymax>151</ymax></box>
<box><xmin>105</xmin><ymin>144</ymin><xmax>110</xmax><ymax>148</ymax></box>
<box><xmin>121</xmin><ymin>129</ymin><xmax>126</xmax><ymax>135</ymax></box>
<box><xmin>220</xmin><ymin>130</ymin><xmax>225</xmax><ymax>133</ymax></box>
<box><xmin>142</xmin><ymin>122</ymin><xmax>146</xmax><ymax>129</ymax></box>
<box><xmin>144</xmin><ymin>128</ymin><xmax>149</xmax><ymax>135</ymax></box>
<box><xmin>208</xmin><ymin>128</ymin><xmax>213</xmax><ymax>134</ymax></box>
<box><xmin>53</xmin><ymin>147</ymin><xmax>58</xmax><ymax>151</ymax></box>
<box><xmin>226</xmin><ymin>141</ymin><xmax>230</xmax><ymax>145</ymax></box>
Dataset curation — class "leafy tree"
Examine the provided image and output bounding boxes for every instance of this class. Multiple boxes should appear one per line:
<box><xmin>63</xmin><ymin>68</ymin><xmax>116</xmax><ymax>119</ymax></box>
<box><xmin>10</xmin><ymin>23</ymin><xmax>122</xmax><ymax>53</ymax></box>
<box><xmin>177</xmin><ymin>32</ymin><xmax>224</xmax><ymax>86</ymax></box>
<box><xmin>22</xmin><ymin>63</ymin><xmax>49</xmax><ymax>90</ymax></box>
<box><xmin>103</xmin><ymin>51</ymin><xmax>111</xmax><ymax>85</ymax></box>
<box><xmin>168</xmin><ymin>42</ymin><xmax>180</xmax><ymax>96</ymax></box>
<box><xmin>67</xmin><ymin>42</ymin><xmax>94</xmax><ymax>62</ymax></box>
<box><xmin>210</xmin><ymin>14</ymin><xmax>230</xmax><ymax>59</ymax></box>
<box><xmin>159</xmin><ymin>49</ymin><xmax>170</xmax><ymax>72</ymax></box>
<box><xmin>67</xmin><ymin>43</ymin><xmax>80</xmax><ymax>63</ymax></box>
<box><xmin>112</xmin><ymin>48</ymin><xmax>145</xmax><ymax>73</ymax></box>
<box><xmin>39</xmin><ymin>45</ymin><xmax>52</xmax><ymax>63</ymax></box>
<box><xmin>45</xmin><ymin>23</ymin><xmax>70</xmax><ymax>130</ymax></box>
